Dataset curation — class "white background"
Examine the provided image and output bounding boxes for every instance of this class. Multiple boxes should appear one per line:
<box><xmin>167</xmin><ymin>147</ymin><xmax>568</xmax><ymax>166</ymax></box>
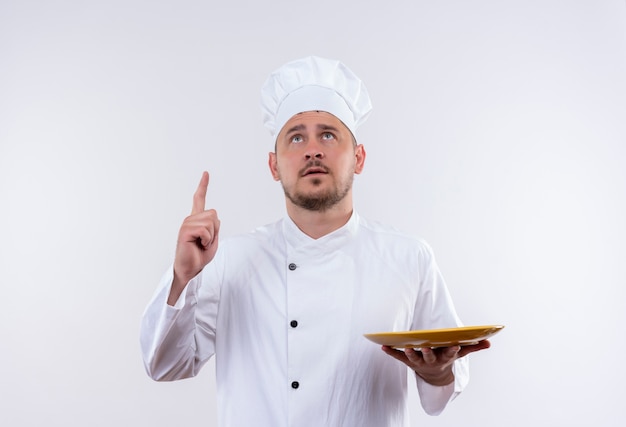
<box><xmin>1</xmin><ymin>0</ymin><xmax>625</xmax><ymax>425</ymax></box>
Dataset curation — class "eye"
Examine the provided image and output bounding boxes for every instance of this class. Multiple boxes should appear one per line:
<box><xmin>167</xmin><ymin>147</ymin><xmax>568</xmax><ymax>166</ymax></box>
<box><xmin>290</xmin><ymin>135</ymin><xmax>304</xmax><ymax>144</ymax></box>
<box><xmin>321</xmin><ymin>132</ymin><xmax>335</xmax><ymax>140</ymax></box>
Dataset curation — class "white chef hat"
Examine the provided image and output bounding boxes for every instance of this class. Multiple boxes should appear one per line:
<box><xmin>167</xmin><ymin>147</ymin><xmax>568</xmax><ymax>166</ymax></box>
<box><xmin>260</xmin><ymin>56</ymin><xmax>372</xmax><ymax>138</ymax></box>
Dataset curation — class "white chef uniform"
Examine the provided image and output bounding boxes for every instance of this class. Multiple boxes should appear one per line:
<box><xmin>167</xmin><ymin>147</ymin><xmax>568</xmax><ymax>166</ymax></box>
<box><xmin>140</xmin><ymin>211</ymin><xmax>469</xmax><ymax>426</ymax></box>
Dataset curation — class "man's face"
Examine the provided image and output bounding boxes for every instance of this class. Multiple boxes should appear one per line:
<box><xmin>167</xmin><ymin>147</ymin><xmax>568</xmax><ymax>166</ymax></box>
<box><xmin>268</xmin><ymin>111</ymin><xmax>366</xmax><ymax>212</ymax></box>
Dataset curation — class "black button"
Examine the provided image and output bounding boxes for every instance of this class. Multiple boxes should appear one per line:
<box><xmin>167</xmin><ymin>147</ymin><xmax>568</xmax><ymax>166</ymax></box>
<box><xmin>290</xmin><ymin>320</ymin><xmax>298</xmax><ymax>328</ymax></box>
<box><xmin>291</xmin><ymin>381</ymin><xmax>299</xmax><ymax>389</ymax></box>
<box><xmin>288</xmin><ymin>263</ymin><xmax>297</xmax><ymax>271</ymax></box>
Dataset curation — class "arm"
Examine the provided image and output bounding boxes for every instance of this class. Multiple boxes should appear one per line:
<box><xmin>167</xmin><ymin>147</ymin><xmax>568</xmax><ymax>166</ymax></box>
<box><xmin>140</xmin><ymin>264</ymin><xmax>221</xmax><ymax>381</ymax></box>
<box><xmin>140</xmin><ymin>172</ymin><xmax>221</xmax><ymax>381</ymax></box>
<box><xmin>381</xmin><ymin>242</ymin><xmax>491</xmax><ymax>414</ymax></box>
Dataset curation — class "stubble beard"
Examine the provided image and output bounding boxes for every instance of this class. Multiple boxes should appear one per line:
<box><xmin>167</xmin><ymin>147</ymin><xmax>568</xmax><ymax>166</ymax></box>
<box><xmin>283</xmin><ymin>171</ymin><xmax>354</xmax><ymax>212</ymax></box>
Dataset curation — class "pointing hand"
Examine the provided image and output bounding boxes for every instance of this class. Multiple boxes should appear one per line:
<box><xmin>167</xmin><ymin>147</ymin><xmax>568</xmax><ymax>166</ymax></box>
<box><xmin>170</xmin><ymin>172</ymin><xmax>220</xmax><ymax>303</ymax></box>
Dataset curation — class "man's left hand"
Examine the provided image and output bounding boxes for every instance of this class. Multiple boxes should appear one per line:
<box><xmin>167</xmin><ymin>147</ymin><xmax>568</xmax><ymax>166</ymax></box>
<box><xmin>382</xmin><ymin>340</ymin><xmax>491</xmax><ymax>386</ymax></box>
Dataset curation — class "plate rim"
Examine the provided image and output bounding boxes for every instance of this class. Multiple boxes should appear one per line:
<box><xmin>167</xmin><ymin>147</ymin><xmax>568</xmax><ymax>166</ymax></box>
<box><xmin>363</xmin><ymin>324</ymin><xmax>504</xmax><ymax>338</ymax></box>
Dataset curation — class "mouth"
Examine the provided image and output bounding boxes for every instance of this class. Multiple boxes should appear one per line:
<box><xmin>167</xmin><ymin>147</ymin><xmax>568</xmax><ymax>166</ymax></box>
<box><xmin>301</xmin><ymin>166</ymin><xmax>329</xmax><ymax>177</ymax></box>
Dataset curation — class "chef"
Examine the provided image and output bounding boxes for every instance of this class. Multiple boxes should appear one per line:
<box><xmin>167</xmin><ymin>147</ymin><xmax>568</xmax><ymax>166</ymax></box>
<box><xmin>140</xmin><ymin>56</ymin><xmax>491</xmax><ymax>427</ymax></box>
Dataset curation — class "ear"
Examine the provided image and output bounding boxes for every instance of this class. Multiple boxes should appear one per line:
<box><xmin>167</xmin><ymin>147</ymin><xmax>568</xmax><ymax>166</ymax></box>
<box><xmin>354</xmin><ymin>144</ymin><xmax>366</xmax><ymax>175</ymax></box>
<box><xmin>268</xmin><ymin>152</ymin><xmax>280</xmax><ymax>181</ymax></box>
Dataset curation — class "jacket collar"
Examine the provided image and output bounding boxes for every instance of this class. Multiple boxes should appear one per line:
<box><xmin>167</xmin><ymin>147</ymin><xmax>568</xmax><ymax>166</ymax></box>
<box><xmin>282</xmin><ymin>211</ymin><xmax>359</xmax><ymax>254</ymax></box>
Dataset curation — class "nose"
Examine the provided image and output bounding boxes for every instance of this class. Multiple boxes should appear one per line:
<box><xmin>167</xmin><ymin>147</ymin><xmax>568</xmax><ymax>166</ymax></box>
<box><xmin>305</xmin><ymin>151</ymin><xmax>324</xmax><ymax>160</ymax></box>
<box><xmin>304</xmin><ymin>141</ymin><xmax>325</xmax><ymax>160</ymax></box>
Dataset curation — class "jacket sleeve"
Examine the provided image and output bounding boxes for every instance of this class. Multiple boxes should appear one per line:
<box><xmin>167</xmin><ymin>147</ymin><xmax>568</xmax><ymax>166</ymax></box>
<box><xmin>411</xmin><ymin>241</ymin><xmax>470</xmax><ymax>415</ymax></box>
<box><xmin>139</xmin><ymin>254</ymin><xmax>222</xmax><ymax>381</ymax></box>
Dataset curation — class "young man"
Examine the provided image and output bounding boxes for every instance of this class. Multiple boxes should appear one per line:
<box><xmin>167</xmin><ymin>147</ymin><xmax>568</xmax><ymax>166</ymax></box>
<box><xmin>140</xmin><ymin>56</ymin><xmax>490</xmax><ymax>426</ymax></box>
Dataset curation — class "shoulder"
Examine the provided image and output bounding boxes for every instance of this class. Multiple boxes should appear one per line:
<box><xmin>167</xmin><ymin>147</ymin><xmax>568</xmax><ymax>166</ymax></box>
<box><xmin>357</xmin><ymin>215</ymin><xmax>432</xmax><ymax>251</ymax></box>
<box><xmin>353</xmin><ymin>214</ymin><xmax>438</xmax><ymax>269</ymax></box>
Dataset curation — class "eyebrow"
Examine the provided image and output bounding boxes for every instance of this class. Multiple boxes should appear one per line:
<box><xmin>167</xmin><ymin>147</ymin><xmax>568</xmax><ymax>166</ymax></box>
<box><xmin>317</xmin><ymin>124</ymin><xmax>340</xmax><ymax>133</ymax></box>
<box><xmin>284</xmin><ymin>124</ymin><xmax>306</xmax><ymax>135</ymax></box>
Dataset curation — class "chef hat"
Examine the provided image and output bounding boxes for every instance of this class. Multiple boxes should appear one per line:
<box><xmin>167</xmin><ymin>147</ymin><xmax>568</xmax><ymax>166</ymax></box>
<box><xmin>260</xmin><ymin>56</ymin><xmax>372</xmax><ymax>138</ymax></box>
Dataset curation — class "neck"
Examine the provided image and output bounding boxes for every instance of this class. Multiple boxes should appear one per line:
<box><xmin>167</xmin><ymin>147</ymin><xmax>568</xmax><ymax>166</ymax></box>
<box><xmin>286</xmin><ymin>197</ymin><xmax>354</xmax><ymax>239</ymax></box>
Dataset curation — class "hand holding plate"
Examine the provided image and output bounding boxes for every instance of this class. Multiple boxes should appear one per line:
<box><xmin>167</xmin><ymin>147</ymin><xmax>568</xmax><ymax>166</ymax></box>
<box><xmin>381</xmin><ymin>340</ymin><xmax>491</xmax><ymax>386</ymax></box>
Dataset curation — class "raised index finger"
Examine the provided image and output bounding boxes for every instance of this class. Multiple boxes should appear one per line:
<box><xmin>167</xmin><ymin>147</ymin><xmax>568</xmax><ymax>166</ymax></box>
<box><xmin>191</xmin><ymin>171</ymin><xmax>209</xmax><ymax>214</ymax></box>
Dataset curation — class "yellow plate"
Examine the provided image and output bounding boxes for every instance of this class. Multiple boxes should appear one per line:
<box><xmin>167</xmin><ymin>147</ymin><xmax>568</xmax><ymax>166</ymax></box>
<box><xmin>364</xmin><ymin>325</ymin><xmax>504</xmax><ymax>349</ymax></box>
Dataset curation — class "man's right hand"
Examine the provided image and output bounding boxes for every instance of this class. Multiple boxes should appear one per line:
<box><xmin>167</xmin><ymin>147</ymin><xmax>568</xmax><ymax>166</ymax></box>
<box><xmin>168</xmin><ymin>171</ymin><xmax>220</xmax><ymax>305</ymax></box>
